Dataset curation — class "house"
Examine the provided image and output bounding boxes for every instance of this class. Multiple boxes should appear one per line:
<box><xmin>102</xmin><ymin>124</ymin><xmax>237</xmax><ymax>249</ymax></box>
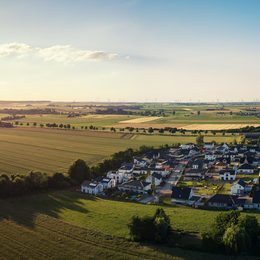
<box><xmin>252</xmin><ymin>190</ymin><xmax>260</xmax><ymax>209</ymax></box>
<box><xmin>231</xmin><ymin>179</ymin><xmax>247</xmax><ymax>195</ymax></box>
<box><xmin>214</xmin><ymin>161</ymin><xmax>228</xmax><ymax>172</ymax></box>
<box><xmin>219</xmin><ymin>169</ymin><xmax>236</xmax><ymax>181</ymax></box>
<box><xmin>81</xmin><ymin>181</ymin><xmax>103</xmax><ymax>195</ymax></box>
<box><xmin>204</xmin><ymin>142</ymin><xmax>215</xmax><ymax>150</ymax></box>
<box><xmin>237</xmin><ymin>163</ymin><xmax>255</xmax><ymax>174</ymax></box>
<box><xmin>150</xmin><ymin>168</ymin><xmax>168</xmax><ymax>177</ymax></box>
<box><xmin>180</xmin><ymin>143</ymin><xmax>195</xmax><ymax>150</ymax></box>
<box><xmin>184</xmin><ymin>168</ymin><xmax>207</xmax><ymax>181</ymax></box>
<box><xmin>205</xmin><ymin>152</ymin><xmax>216</xmax><ymax>161</ymax></box>
<box><xmin>133</xmin><ymin>158</ymin><xmax>147</xmax><ymax>167</ymax></box>
<box><xmin>107</xmin><ymin>170</ymin><xmax>123</xmax><ymax>183</ymax></box>
<box><xmin>146</xmin><ymin>172</ymin><xmax>163</xmax><ymax>185</ymax></box>
<box><xmin>100</xmin><ymin>177</ymin><xmax>116</xmax><ymax>189</ymax></box>
<box><xmin>191</xmin><ymin>159</ymin><xmax>203</xmax><ymax>169</ymax></box>
<box><xmin>118</xmin><ymin>180</ymin><xmax>151</xmax><ymax>194</ymax></box>
<box><xmin>171</xmin><ymin>187</ymin><xmax>194</xmax><ymax>205</ymax></box>
<box><xmin>132</xmin><ymin>167</ymin><xmax>148</xmax><ymax>175</ymax></box>
<box><xmin>118</xmin><ymin>163</ymin><xmax>134</xmax><ymax>174</ymax></box>
<box><xmin>207</xmin><ymin>194</ymin><xmax>239</xmax><ymax>208</ymax></box>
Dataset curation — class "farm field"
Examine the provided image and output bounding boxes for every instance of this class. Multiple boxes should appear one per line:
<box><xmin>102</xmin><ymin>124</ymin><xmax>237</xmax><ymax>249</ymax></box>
<box><xmin>0</xmin><ymin>191</ymin><xmax>259</xmax><ymax>259</ymax></box>
<box><xmin>0</xmin><ymin>127</ymin><xmax>239</xmax><ymax>175</ymax></box>
<box><xmin>111</xmin><ymin>123</ymin><xmax>260</xmax><ymax>130</ymax></box>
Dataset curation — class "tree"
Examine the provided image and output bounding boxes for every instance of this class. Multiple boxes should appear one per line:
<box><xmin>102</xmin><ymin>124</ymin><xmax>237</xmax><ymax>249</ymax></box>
<box><xmin>68</xmin><ymin>159</ymin><xmax>91</xmax><ymax>184</ymax></box>
<box><xmin>148</xmin><ymin>127</ymin><xmax>154</xmax><ymax>133</ymax></box>
<box><xmin>196</xmin><ymin>135</ymin><xmax>204</xmax><ymax>146</ymax></box>
<box><xmin>238</xmin><ymin>215</ymin><xmax>259</xmax><ymax>244</ymax></box>
<box><xmin>223</xmin><ymin>225</ymin><xmax>250</xmax><ymax>254</ymax></box>
<box><xmin>128</xmin><ymin>208</ymin><xmax>172</xmax><ymax>243</ymax></box>
<box><xmin>197</xmin><ymin>111</ymin><xmax>200</xmax><ymax>116</ymax></box>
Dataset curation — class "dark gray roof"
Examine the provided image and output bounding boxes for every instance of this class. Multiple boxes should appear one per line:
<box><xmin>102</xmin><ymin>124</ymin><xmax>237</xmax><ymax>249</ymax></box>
<box><xmin>233</xmin><ymin>179</ymin><xmax>246</xmax><ymax>187</ymax></box>
<box><xmin>151</xmin><ymin>172</ymin><xmax>162</xmax><ymax>179</ymax></box>
<box><xmin>238</xmin><ymin>163</ymin><xmax>254</xmax><ymax>170</ymax></box>
<box><xmin>253</xmin><ymin>190</ymin><xmax>260</xmax><ymax>204</ymax></box>
<box><xmin>171</xmin><ymin>187</ymin><xmax>192</xmax><ymax>200</ymax></box>
<box><xmin>119</xmin><ymin>180</ymin><xmax>144</xmax><ymax>189</ymax></box>
<box><xmin>208</xmin><ymin>194</ymin><xmax>238</xmax><ymax>206</ymax></box>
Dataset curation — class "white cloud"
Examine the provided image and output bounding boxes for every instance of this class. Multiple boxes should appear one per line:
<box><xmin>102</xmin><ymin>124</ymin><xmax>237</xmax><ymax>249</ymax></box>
<box><xmin>0</xmin><ymin>43</ymin><xmax>33</xmax><ymax>57</ymax></box>
<box><xmin>0</xmin><ymin>42</ymin><xmax>120</xmax><ymax>63</ymax></box>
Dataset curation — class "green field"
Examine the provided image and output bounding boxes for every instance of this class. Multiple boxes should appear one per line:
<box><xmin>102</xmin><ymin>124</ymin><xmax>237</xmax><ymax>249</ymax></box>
<box><xmin>0</xmin><ymin>191</ymin><xmax>258</xmax><ymax>259</ymax></box>
<box><xmin>0</xmin><ymin>127</ymin><xmax>239</xmax><ymax>175</ymax></box>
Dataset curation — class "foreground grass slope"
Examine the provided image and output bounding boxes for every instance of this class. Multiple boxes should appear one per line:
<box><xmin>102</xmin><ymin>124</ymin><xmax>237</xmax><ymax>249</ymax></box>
<box><xmin>0</xmin><ymin>191</ymin><xmax>258</xmax><ymax>259</ymax></box>
<box><xmin>0</xmin><ymin>127</ymin><xmax>237</xmax><ymax>175</ymax></box>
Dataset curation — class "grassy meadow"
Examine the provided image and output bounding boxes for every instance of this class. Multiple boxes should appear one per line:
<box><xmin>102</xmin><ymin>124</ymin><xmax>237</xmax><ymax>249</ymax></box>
<box><xmin>0</xmin><ymin>191</ymin><xmax>259</xmax><ymax>259</ymax></box>
<box><xmin>0</xmin><ymin>127</ymin><xmax>239</xmax><ymax>175</ymax></box>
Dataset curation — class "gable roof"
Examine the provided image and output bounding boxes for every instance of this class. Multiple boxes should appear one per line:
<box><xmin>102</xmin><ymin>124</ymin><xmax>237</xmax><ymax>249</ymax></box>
<box><xmin>171</xmin><ymin>187</ymin><xmax>192</xmax><ymax>200</ymax></box>
<box><xmin>208</xmin><ymin>194</ymin><xmax>238</xmax><ymax>206</ymax></box>
<box><xmin>232</xmin><ymin>179</ymin><xmax>246</xmax><ymax>188</ymax></box>
<box><xmin>238</xmin><ymin>163</ymin><xmax>254</xmax><ymax>170</ymax></box>
<box><xmin>151</xmin><ymin>172</ymin><xmax>163</xmax><ymax>180</ymax></box>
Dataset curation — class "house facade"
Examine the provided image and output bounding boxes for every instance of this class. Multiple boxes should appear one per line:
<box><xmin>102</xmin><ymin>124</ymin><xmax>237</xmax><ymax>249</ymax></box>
<box><xmin>231</xmin><ymin>179</ymin><xmax>246</xmax><ymax>195</ymax></box>
<box><xmin>118</xmin><ymin>180</ymin><xmax>151</xmax><ymax>194</ymax></box>
<box><xmin>171</xmin><ymin>187</ymin><xmax>194</xmax><ymax>205</ymax></box>
<box><xmin>81</xmin><ymin>181</ymin><xmax>103</xmax><ymax>195</ymax></box>
<box><xmin>219</xmin><ymin>169</ymin><xmax>236</xmax><ymax>181</ymax></box>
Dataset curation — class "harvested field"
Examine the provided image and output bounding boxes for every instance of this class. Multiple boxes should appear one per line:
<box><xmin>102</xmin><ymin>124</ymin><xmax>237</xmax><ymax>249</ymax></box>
<box><xmin>119</xmin><ymin>116</ymin><xmax>161</xmax><ymax>123</ymax></box>
<box><xmin>110</xmin><ymin>123</ymin><xmax>260</xmax><ymax>130</ymax></box>
<box><xmin>0</xmin><ymin>127</ymin><xmax>238</xmax><ymax>175</ymax></box>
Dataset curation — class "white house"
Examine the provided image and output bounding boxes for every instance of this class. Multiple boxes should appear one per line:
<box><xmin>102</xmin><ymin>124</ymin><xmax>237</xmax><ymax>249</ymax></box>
<box><xmin>118</xmin><ymin>163</ymin><xmax>134</xmax><ymax>175</ymax></box>
<box><xmin>181</xmin><ymin>143</ymin><xmax>195</xmax><ymax>150</ymax></box>
<box><xmin>231</xmin><ymin>179</ymin><xmax>246</xmax><ymax>195</ymax></box>
<box><xmin>146</xmin><ymin>172</ymin><xmax>163</xmax><ymax>186</ymax></box>
<box><xmin>81</xmin><ymin>181</ymin><xmax>103</xmax><ymax>195</ymax></box>
<box><xmin>205</xmin><ymin>153</ymin><xmax>216</xmax><ymax>161</ymax></box>
<box><xmin>204</xmin><ymin>142</ymin><xmax>215</xmax><ymax>150</ymax></box>
<box><xmin>100</xmin><ymin>177</ymin><xmax>116</xmax><ymax>189</ymax></box>
<box><xmin>107</xmin><ymin>170</ymin><xmax>124</xmax><ymax>183</ymax></box>
<box><xmin>133</xmin><ymin>158</ymin><xmax>147</xmax><ymax>167</ymax></box>
<box><xmin>219</xmin><ymin>169</ymin><xmax>236</xmax><ymax>181</ymax></box>
<box><xmin>132</xmin><ymin>167</ymin><xmax>148</xmax><ymax>175</ymax></box>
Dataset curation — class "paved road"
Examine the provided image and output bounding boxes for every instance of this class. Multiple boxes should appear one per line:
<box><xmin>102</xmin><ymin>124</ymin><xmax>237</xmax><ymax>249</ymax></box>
<box><xmin>158</xmin><ymin>164</ymin><xmax>186</xmax><ymax>195</ymax></box>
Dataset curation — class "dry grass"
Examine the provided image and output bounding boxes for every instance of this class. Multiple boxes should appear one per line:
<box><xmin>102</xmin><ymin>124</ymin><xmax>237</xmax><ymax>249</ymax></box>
<box><xmin>119</xmin><ymin>116</ymin><xmax>161</xmax><ymax>123</ymax></box>
<box><xmin>110</xmin><ymin>123</ymin><xmax>260</xmax><ymax>130</ymax></box>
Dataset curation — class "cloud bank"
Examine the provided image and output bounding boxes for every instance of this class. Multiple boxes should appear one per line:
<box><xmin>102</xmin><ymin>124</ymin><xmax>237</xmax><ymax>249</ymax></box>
<box><xmin>0</xmin><ymin>42</ymin><xmax>119</xmax><ymax>63</ymax></box>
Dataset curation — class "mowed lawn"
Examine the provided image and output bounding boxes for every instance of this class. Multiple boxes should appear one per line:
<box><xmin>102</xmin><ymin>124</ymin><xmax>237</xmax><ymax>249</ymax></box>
<box><xmin>0</xmin><ymin>127</ymin><xmax>238</xmax><ymax>175</ymax></box>
<box><xmin>1</xmin><ymin>191</ymin><xmax>259</xmax><ymax>259</ymax></box>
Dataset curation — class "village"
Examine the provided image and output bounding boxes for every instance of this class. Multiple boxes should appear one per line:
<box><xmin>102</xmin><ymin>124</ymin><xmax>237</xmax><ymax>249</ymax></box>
<box><xmin>81</xmin><ymin>141</ymin><xmax>260</xmax><ymax>211</ymax></box>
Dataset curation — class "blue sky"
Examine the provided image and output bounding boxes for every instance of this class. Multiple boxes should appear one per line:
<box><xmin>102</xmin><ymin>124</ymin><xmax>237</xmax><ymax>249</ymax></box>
<box><xmin>0</xmin><ymin>0</ymin><xmax>259</xmax><ymax>102</ymax></box>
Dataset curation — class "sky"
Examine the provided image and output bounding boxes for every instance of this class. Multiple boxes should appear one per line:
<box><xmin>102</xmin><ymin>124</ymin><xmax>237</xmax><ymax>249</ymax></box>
<box><xmin>0</xmin><ymin>0</ymin><xmax>259</xmax><ymax>102</ymax></box>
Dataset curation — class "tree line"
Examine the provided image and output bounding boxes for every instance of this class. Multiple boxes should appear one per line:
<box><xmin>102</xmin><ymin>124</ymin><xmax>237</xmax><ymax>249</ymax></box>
<box><xmin>0</xmin><ymin>145</ymin><xmax>155</xmax><ymax>198</ymax></box>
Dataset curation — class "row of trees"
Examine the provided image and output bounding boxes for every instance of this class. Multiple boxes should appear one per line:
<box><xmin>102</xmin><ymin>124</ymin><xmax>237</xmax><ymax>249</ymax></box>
<box><xmin>0</xmin><ymin>145</ymin><xmax>155</xmax><ymax>198</ymax></box>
